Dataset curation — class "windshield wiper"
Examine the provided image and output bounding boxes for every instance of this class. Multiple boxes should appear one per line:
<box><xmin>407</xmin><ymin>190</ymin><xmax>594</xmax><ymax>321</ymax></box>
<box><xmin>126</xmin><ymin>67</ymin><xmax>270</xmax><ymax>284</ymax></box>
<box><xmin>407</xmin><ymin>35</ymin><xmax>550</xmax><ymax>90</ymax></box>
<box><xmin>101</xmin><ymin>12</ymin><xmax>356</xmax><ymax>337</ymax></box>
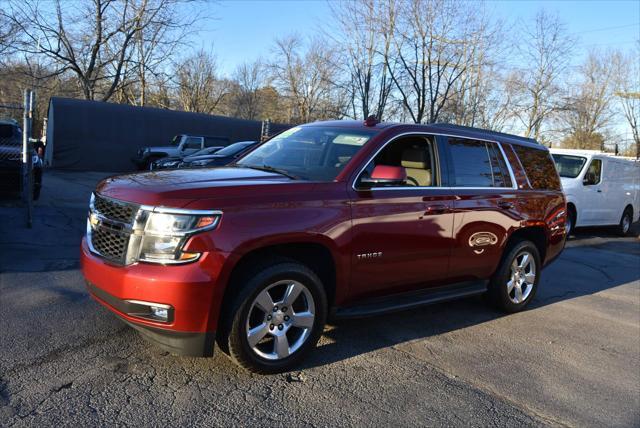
<box><xmin>241</xmin><ymin>164</ymin><xmax>298</xmax><ymax>180</ymax></box>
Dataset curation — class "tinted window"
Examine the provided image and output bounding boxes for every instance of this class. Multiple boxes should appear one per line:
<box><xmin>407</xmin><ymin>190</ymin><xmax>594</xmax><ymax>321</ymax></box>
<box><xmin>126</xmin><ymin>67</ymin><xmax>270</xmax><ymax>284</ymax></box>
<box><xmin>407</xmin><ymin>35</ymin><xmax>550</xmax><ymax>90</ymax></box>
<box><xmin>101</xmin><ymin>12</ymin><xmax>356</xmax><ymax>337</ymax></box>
<box><xmin>216</xmin><ymin>141</ymin><xmax>256</xmax><ymax>156</ymax></box>
<box><xmin>513</xmin><ymin>145</ymin><xmax>561</xmax><ymax>190</ymax></box>
<box><xmin>552</xmin><ymin>154</ymin><xmax>587</xmax><ymax>178</ymax></box>
<box><xmin>488</xmin><ymin>144</ymin><xmax>512</xmax><ymax>187</ymax></box>
<box><xmin>0</xmin><ymin>124</ymin><xmax>15</xmax><ymax>139</ymax></box>
<box><xmin>192</xmin><ymin>147</ymin><xmax>222</xmax><ymax>156</ymax></box>
<box><xmin>448</xmin><ymin>138</ymin><xmax>510</xmax><ymax>187</ymax></box>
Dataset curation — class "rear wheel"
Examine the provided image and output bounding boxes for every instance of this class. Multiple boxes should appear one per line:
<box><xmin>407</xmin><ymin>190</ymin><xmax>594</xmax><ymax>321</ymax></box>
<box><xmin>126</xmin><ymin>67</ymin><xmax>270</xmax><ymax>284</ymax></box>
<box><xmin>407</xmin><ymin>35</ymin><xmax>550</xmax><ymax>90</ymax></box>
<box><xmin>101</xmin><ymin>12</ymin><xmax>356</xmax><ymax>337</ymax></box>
<box><xmin>487</xmin><ymin>240</ymin><xmax>540</xmax><ymax>313</ymax></box>
<box><xmin>565</xmin><ymin>205</ymin><xmax>576</xmax><ymax>236</ymax></box>
<box><xmin>221</xmin><ymin>260</ymin><xmax>327</xmax><ymax>374</ymax></box>
<box><xmin>617</xmin><ymin>207</ymin><xmax>633</xmax><ymax>237</ymax></box>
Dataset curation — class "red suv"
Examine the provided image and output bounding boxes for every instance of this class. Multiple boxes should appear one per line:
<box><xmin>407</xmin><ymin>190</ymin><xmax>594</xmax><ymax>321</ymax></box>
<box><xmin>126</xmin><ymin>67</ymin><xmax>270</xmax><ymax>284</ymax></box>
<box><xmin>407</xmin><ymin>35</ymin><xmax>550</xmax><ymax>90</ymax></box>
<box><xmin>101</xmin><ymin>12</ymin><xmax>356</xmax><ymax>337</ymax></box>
<box><xmin>81</xmin><ymin>120</ymin><xmax>566</xmax><ymax>373</ymax></box>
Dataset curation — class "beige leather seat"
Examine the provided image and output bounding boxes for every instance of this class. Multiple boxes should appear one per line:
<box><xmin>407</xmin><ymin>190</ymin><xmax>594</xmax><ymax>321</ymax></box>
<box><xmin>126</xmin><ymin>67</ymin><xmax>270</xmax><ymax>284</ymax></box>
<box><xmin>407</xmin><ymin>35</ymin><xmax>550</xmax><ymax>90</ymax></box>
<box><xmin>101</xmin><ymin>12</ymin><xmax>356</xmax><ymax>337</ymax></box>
<box><xmin>401</xmin><ymin>148</ymin><xmax>432</xmax><ymax>186</ymax></box>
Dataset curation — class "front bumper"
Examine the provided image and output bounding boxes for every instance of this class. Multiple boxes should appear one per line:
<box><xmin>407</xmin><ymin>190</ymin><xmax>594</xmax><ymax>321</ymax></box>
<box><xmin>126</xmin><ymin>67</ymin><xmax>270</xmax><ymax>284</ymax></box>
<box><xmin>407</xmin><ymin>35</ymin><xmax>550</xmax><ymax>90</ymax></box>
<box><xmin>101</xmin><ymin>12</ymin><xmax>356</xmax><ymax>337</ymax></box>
<box><xmin>81</xmin><ymin>238</ymin><xmax>224</xmax><ymax>357</ymax></box>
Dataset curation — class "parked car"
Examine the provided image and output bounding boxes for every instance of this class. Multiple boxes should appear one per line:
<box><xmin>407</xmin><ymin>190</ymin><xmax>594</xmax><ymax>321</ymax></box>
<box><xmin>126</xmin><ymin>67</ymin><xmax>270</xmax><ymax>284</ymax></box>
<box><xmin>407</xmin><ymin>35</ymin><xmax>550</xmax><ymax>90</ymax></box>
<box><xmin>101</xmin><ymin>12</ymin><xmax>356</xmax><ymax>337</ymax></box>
<box><xmin>0</xmin><ymin>119</ymin><xmax>43</xmax><ymax>200</ymax></box>
<box><xmin>132</xmin><ymin>134</ymin><xmax>230</xmax><ymax>170</ymax></box>
<box><xmin>551</xmin><ymin>149</ymin><xmax>639</xmax><ymax>236</ymax></box>
<box><xmin>150</xmin><ymin>146</ymin><xmax>224</xmax><ymax>170</ymax></box>
<box><xmin>180</xmin><ymin>140</ymin><xmax>258</xmax><ymax>168</ymax></box>
<box><xmin>82</xmin><ymin>119</ymin><xmax>567</xmax><ymax>373</ymax></box>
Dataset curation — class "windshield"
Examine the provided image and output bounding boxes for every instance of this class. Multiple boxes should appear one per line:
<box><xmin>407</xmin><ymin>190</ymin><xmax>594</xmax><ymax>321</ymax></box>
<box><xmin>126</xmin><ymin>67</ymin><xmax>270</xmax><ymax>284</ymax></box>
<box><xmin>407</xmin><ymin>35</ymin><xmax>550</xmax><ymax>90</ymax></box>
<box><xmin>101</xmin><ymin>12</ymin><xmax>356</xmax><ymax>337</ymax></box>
<box><xmin>236</xmin><ymin>126</ymin><xmax>376</xmax><ymax>181</ymax></box>
<box><xmin>552</xmin><ymin>154</ymin><xmax>587</xmax><ymax>178</ymax></box>
<box><xmin>169</xmin><ymin>135</ymin><xmax>182</xmax><ymax>146</ymax></box>
<box><xmin>192</xmin><ymin>147</ymin><xmax>221</xmax><ymax>156</ymax></box>
<box><xmin>216</xmin><ymin>141</ymin><xmax>255</xmax><ymax>156</ymax></box>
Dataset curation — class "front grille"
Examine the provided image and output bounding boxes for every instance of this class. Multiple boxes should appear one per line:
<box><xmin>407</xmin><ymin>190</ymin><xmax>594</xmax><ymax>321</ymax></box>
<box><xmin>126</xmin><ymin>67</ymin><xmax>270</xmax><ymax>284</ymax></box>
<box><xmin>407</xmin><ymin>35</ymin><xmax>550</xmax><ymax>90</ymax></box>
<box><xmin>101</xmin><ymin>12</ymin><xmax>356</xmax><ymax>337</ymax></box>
<box><xmin>94</xmin><ymin>195</ymin><xmax>137</xmax><ymax>223</ymax></box>
<box><xmin>89</xmin><ymin>194</ymin><xmax>139</xmax><ymax>264</ymax></box>
<box><xmin>91</xmin><ymin>227</ymin><xmax>129</xmax><ymax>263</ymax></box>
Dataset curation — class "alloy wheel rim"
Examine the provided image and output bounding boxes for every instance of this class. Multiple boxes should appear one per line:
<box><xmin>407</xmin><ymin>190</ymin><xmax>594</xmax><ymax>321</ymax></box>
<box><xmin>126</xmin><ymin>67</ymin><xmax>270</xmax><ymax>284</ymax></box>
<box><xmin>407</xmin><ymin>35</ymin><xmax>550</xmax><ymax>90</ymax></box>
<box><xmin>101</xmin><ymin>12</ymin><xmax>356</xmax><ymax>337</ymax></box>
<box><xmin>623</xmin><ymin>214</ymin><xmax>631</xmax><ymax>233</ymax></box>
<box><xmin>507</xmin><ymin>251</ymin><xmax>536</xmax><ymax>304</ymax></box>
<box><xmin>245</xmin><ymin>280</ymin><xmax>315</xmax><ymax>360</ymax></box>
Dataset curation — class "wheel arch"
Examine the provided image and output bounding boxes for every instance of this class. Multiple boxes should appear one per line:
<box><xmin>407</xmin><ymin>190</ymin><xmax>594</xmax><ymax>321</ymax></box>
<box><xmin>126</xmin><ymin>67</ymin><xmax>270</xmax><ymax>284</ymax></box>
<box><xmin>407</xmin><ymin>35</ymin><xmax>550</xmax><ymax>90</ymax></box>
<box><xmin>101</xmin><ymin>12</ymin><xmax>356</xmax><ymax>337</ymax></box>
<box><xmin>504</xmin><ymin>226</ymin><xmax>547</xmax><ymax>266</ymax></box>
<box><xmin>211</xmin><ymin>238</ymin><xmax>341</xmax><ymax>334</ymax></box>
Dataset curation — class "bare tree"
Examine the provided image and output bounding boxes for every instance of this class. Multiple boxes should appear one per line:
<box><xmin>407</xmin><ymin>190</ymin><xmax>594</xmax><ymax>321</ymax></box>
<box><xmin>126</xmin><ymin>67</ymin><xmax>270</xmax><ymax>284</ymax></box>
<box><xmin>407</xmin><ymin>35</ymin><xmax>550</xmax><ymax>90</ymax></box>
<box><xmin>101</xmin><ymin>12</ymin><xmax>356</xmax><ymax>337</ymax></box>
<box><xmin>614</xmin><ymin>49</ymin><xmax>640</xmax><ymax>158</ymax></box>
<box><xmin>559</xmin><ymin>50</ymin><xmax>617</xmax><ymax>150</ymax></box>
<box><xmin>386</xmin><ymin>0</ymin><xmax>480</xmax><ymax>124</ymax></box>
<box><xmin>2</xmin><ymin>0</ymin><xmax>193</xmax><ymax>102</ymax></box>
<box><xmin>176</xmin><ymin>50</ymin><xmax>229</xmax><ymax>114</ymax></box>
<box><xmin>269</xmin><ymin>35</ymin><xmax>343</xmax><ymax>123</ymax></box>
<box><xmin>0</xmin><ymin>13</ymin><xmax>18</xmax><ymax>61</ymax></box>
<box><xmin>231</xmin><ymin>60</ymin><xmax>265</xmax><ymax>120</ymax></box>
<box><xmin>330</xmin><ymin>0</ymin><xmax>396</xmax><ymax>120</ymax></box>
<box><xmin>439</xmin><ymin>6</ymin><xmax>512</xmax><ymax>130</ymax></box>
<box><xmin>511</xmin><ymin>10</ymin><xmax>573</xmax><ymax>140</ymax></box>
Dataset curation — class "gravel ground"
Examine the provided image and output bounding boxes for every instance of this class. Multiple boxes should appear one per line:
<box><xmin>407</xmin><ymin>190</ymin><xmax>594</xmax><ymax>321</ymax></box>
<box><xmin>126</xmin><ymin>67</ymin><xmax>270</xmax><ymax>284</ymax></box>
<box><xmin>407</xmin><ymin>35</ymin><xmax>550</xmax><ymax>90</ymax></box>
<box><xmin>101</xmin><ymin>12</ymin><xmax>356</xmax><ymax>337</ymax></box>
<box><xmin>1</xmin><ymin>171</ymin><xmax>638</xmax><ymax>427</ymax></box>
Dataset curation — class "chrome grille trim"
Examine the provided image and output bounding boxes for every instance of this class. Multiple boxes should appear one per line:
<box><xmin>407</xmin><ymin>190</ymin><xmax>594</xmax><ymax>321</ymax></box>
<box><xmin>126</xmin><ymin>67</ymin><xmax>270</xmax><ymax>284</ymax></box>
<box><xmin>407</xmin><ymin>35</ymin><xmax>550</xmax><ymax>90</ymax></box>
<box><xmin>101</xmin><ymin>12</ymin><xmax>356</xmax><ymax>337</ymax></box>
<box><xmin>88</xmin><ymin>194</ymin><xmax>143</xmax><ymax>265</ymax></box>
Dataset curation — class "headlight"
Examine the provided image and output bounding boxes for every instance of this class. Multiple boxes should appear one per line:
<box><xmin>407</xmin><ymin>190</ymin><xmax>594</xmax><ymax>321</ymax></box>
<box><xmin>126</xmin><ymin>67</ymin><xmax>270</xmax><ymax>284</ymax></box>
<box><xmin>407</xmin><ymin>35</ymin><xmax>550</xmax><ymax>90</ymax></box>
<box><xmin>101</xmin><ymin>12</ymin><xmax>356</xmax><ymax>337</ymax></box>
<box><xmin>137</xmin><ymin>210</ymin><xmax>220</xmax><ymax>264</ymax></box>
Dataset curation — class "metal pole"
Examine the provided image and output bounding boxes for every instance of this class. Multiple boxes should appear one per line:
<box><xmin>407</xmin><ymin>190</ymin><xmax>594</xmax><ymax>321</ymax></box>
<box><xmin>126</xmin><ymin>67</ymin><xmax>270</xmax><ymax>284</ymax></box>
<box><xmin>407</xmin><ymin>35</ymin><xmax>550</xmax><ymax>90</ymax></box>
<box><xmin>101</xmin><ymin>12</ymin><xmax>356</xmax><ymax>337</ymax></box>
<box><xmin>22</xmin><ymin>89</ymin><xmax>34</xmax><ymax>228</ymax></box>
<box><xmin>27</xmin><ymin>90</ymin><xmax>35</xmax><ymax>228</ymax></box>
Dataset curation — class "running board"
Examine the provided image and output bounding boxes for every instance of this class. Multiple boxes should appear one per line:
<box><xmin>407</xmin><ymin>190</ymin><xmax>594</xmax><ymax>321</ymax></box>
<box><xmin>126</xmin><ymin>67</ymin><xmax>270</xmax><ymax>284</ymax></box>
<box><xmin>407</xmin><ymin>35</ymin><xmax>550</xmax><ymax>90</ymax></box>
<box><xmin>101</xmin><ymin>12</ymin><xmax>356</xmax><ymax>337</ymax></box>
<box><xmin>332</xmin><ymin>281</ymin><xmax>488</xmax><ymax>320</ymax></box>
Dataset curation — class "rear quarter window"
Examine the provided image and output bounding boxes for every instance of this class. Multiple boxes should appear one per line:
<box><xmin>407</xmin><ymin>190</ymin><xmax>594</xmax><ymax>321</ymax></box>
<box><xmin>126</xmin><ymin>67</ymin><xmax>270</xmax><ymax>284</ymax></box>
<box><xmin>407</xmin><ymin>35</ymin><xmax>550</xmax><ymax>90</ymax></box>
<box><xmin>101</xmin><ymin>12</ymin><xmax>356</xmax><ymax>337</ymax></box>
<box><xmin>513</xmin><ymin>145</ymin><xmax>561</xmax><ymax>191</ymax></box>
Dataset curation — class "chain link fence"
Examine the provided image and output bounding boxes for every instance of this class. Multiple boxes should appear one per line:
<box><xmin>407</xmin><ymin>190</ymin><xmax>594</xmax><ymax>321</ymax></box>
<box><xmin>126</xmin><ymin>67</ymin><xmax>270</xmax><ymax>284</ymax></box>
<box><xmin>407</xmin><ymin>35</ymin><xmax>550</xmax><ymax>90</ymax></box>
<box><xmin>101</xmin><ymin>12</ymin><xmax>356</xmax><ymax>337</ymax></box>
<box><xmin>0</xmin><ymin>89</ymin><xmax>37</xmax><ymax>227</ymax></box>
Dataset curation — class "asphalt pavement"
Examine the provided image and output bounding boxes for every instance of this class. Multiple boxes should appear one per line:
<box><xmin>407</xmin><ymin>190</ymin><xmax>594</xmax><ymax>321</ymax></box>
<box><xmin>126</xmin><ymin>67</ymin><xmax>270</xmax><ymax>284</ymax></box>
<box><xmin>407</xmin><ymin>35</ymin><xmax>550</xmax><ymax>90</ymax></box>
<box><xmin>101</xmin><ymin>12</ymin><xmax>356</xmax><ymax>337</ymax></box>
<box><xmin>1</xmin><ymin>171</ymin><xmax>638</xmax><ymax>427</ymax></box>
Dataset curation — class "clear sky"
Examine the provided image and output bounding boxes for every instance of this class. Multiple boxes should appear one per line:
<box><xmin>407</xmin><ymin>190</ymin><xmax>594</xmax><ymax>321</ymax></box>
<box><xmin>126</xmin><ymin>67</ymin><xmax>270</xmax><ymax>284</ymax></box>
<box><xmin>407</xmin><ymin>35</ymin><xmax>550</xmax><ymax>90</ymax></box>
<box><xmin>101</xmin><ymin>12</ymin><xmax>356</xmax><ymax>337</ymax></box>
<box><xmin>198</xmin><ymin>0</ymin><xmax>640</xmax><ymax>74</ymax></box>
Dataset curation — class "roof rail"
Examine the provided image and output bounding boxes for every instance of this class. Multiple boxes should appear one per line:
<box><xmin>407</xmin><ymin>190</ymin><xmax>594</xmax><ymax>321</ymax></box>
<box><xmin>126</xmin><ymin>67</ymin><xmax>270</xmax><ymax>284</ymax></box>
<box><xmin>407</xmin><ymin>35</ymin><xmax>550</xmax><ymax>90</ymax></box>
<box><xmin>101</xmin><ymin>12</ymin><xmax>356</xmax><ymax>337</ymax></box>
<box><xmin>431</xmin><ymin>123</ymin><xmax>539</xmax><ymax>145</ymax></box>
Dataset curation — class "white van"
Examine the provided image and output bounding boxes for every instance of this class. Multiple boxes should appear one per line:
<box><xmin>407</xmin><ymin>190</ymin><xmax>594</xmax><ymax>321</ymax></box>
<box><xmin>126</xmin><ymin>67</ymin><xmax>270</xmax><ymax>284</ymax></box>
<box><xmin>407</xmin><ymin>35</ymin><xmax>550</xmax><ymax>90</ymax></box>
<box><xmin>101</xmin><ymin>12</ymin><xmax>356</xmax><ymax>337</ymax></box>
<box><xmin>550</xmin><ymin>149</ymin><xmax>639</xmax><ymax>236</ymax></box>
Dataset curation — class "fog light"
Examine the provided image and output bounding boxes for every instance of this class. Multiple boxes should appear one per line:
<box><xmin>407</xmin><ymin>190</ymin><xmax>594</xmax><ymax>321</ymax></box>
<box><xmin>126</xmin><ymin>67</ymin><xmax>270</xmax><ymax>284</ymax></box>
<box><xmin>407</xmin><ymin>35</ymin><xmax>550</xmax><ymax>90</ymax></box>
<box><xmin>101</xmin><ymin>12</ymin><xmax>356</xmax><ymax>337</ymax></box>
<box><xmin>126</xmin><ymin>299</ymin><xmax>173</xmax><ymax>323</ymax></box>
<box><xmin>151</xmin><ymin>306</ymin><xmax>168</xmax><ymax>320</ymax></box>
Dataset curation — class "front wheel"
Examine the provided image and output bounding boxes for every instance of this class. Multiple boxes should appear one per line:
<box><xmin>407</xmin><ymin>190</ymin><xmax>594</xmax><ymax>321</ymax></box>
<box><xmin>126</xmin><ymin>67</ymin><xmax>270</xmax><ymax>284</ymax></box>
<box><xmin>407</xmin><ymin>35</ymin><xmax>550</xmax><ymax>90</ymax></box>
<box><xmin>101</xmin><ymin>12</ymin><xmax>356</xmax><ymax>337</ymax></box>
<box><xmin>487</xmin><ymin>240</ymin><xmax>540</xmax><ymax>313</ymax></box>
<box><xmin>221</xmin><ymin>260</ymin><xmax>327</xmax><ymax>374</ymax></box>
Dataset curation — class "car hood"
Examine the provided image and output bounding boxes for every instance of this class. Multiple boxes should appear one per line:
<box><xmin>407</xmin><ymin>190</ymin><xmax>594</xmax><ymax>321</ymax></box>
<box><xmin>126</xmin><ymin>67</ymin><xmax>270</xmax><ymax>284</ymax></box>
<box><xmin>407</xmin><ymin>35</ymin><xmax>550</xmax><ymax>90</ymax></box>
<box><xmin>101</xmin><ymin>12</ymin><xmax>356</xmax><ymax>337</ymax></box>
<box><xmin>96</xmin><ymin>166</ymin><xmax>296</xmax><ymax>206</ymax></box>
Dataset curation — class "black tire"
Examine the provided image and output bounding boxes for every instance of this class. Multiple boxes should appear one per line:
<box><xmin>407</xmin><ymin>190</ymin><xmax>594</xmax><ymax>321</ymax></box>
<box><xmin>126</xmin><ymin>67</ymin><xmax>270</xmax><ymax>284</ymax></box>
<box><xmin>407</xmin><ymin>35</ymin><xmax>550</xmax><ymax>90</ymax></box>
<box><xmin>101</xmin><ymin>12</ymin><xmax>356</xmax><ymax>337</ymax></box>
<box><xmin>220</xmin><ymin>259</ymin><xmax>327</xmax><ymax>374</ymax></box>
<box><xmin>617</xmin><ymin>207</ymin><xmax>633</xmax><ymax>237</ymax></box>
<box><xmin>487</xmin><ymin>240</ymin><xmax>541</xmax><ymax>313</ymax></box>
<box><xmin>566</xmin><ymin>205</ymin><xmax>576</xmax><ymax>237</ymax></box>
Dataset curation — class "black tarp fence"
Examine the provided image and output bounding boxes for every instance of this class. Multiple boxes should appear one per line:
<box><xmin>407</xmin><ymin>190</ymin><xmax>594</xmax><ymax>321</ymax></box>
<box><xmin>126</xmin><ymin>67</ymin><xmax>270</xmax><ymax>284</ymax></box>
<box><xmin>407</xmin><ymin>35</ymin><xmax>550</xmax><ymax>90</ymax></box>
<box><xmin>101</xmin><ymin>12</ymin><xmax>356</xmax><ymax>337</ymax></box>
<box><xmin>45</xmin><ymin>97</ymin><xmax>289</xmax><ymax>172</ymax></box>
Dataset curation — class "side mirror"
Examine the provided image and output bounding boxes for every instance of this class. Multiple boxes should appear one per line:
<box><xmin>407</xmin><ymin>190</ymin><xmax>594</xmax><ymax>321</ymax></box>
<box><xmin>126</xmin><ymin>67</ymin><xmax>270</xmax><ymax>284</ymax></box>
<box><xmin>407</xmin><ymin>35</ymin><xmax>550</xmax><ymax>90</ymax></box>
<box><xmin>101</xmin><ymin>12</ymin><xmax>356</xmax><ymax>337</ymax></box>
<box><xmin>359</xmin><ymin>165</ymin><xmax>407</xmax><ymax>189</ymax></box>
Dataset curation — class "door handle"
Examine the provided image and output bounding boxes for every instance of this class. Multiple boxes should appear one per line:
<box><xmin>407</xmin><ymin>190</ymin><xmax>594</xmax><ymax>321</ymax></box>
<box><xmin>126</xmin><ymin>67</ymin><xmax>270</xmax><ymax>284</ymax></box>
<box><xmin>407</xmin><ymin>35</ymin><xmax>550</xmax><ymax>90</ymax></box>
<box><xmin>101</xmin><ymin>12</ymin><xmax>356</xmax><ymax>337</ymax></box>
<box><xmin>498</xmin><ymin>201</ymin><xmax>514</xmax><ymax>210</ymax></box>
<box><xmin>596</xmin><ymin>189</ymin><xmax>602</xmax><ymax>193</ymax></box>
<box><xmin>423</xmin><ymin>204</ymin><xmax>449</xmax><ymax>215</ymax></box>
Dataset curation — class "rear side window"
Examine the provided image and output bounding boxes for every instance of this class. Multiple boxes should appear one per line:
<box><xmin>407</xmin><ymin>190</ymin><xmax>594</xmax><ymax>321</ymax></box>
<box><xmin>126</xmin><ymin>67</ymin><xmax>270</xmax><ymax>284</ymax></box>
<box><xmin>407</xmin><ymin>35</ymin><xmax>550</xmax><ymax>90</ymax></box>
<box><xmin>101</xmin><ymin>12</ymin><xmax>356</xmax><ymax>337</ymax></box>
<box><xmin>448</xmin><ymin>138</ymin><xmax>512</xmax><ymax>188</ymax></box>
<box><xmin>513</xmin><ymin>145</ymin><xmax>561</xmax><ymax>190</ymax></box>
